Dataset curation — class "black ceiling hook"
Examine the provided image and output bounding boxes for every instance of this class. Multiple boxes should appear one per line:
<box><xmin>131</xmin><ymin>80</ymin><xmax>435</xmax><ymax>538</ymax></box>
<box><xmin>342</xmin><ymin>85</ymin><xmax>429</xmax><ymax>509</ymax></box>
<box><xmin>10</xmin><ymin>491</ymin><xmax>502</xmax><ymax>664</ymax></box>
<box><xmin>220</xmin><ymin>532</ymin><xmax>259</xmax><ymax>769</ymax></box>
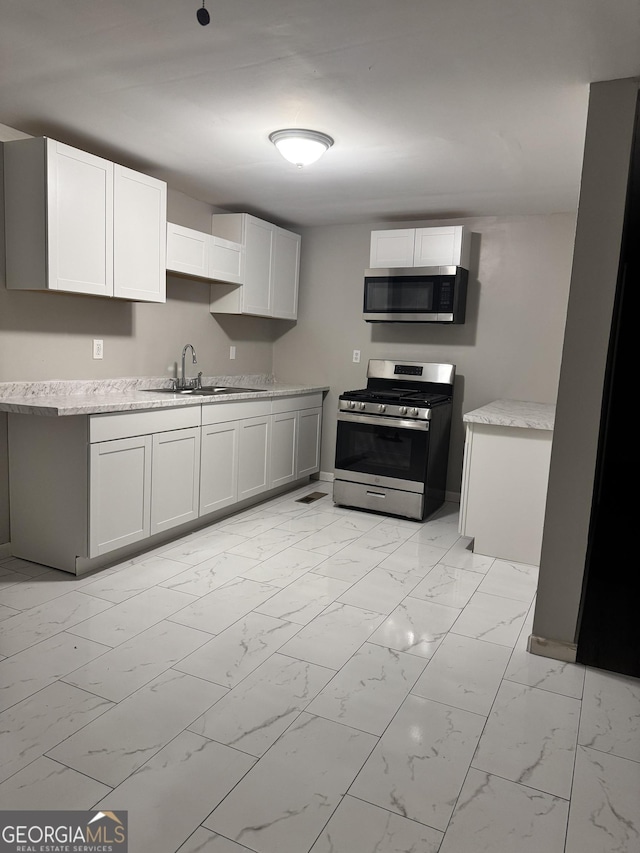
<box><xmin>196</xmin><ymin>1</ymin><xmax>210</xmax><ymax>26</ymax></box>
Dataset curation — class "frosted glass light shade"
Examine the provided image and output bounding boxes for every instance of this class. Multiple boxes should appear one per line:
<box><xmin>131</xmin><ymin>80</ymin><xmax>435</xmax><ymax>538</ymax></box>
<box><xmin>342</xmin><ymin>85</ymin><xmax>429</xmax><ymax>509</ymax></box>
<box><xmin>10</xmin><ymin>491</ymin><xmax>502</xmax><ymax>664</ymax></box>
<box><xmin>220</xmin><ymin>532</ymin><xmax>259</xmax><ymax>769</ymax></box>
<box><xmin>269</xmin><ymin>129</ymin><xmax>334</xmax><ymax>167</ymax></box>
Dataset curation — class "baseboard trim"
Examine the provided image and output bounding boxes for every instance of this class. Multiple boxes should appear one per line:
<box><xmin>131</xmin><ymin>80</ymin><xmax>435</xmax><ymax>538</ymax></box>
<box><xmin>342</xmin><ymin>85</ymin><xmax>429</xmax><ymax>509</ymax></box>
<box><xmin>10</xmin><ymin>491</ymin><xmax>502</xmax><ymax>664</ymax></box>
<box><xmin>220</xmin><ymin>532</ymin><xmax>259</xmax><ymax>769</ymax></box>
<box><xmin>0</xmin><ymin>542</ymin><xmax>12</xmax><ymax>559</ymax></box>
<box><xmin>527</xmin><ymin>634</ymin><xmax>577</xmax><ymax>663</ymax></box>
<box><xmin>317</xmin><ymin>471</ymin><xmax>334</xmax><ymax>482</ymax></box>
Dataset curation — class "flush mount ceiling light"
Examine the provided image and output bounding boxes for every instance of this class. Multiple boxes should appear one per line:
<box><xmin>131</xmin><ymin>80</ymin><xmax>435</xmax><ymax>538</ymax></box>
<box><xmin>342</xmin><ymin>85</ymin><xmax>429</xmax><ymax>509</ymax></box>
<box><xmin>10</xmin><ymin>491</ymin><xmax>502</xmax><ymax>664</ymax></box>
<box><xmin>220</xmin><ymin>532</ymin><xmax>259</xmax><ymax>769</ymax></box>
<box><xmin>269</xmin><ymin>129</ymin><xmax>334</xmax><ymax>167</ymax></box>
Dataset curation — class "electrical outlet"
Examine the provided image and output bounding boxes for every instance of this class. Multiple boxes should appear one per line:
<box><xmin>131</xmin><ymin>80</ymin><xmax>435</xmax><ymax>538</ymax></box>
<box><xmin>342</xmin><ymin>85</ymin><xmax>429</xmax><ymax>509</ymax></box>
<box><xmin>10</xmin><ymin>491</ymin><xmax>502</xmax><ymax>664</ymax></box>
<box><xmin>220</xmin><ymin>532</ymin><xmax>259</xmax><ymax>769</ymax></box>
<box><xmin>230</xmin><ymin>346</ymin><xmax>236</xmax><ymax>360</ymax></box>
<box><xmin>352</xmin><ymin>349</ymin><xmax>361</xmax><ymax>363</ymax></box>
<box><xmin>93</xmin><ymin>339</ymin><xmax>104</xmax><ymax>359</ymax></box>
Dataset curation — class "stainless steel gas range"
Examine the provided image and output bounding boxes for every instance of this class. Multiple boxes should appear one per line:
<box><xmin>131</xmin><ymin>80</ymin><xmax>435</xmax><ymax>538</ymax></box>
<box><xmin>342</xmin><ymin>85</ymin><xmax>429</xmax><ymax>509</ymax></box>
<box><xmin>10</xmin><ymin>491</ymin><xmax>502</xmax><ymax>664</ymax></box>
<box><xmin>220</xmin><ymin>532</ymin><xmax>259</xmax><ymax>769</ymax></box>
<box><xmin>333</xmin><ymin>359</ymin><xmax>455</xmax><ymax>520</ymax></box>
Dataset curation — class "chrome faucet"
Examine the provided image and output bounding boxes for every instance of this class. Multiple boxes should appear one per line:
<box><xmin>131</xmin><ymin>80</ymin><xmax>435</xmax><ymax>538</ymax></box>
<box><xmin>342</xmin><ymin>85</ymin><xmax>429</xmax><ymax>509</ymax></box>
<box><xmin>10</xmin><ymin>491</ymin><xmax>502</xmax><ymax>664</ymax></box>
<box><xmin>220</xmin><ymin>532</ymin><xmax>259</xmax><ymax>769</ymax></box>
<box><xmin>176</xmin><ymin>344</ymin><xmax>201</xmax><ymax>390</ymax></box>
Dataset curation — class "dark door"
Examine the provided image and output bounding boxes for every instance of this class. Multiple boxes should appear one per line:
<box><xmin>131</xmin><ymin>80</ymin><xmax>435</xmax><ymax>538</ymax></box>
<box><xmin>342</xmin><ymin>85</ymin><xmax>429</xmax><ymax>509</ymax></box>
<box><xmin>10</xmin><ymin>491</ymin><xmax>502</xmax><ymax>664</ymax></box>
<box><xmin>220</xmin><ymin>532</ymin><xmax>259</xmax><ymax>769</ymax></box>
<box><xmin>576</xmin><ymin>94</ymin><xmax>639</xmax><ymax>677</ymax></box>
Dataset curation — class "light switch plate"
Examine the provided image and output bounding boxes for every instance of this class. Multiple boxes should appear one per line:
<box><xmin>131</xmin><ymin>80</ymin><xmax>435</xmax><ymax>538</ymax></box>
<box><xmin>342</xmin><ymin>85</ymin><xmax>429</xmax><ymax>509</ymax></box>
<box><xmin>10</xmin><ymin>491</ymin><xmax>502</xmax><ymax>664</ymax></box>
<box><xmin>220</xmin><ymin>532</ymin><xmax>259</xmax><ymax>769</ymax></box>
<box><xmin>92</xmin><ymin>339</ymin><xmax>104</xmax><ymax>359</ymax></box>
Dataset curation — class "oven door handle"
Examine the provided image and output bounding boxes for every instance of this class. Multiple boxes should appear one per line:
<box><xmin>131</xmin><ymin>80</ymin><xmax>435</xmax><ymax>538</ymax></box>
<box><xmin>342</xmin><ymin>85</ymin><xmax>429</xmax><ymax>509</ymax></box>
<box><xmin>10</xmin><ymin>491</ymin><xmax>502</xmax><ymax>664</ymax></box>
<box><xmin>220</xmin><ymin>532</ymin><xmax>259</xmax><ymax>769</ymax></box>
<box><xmin>337</xmin><ymin>412</ymin><xmax>430</xmax><ymax>431</ymax></box>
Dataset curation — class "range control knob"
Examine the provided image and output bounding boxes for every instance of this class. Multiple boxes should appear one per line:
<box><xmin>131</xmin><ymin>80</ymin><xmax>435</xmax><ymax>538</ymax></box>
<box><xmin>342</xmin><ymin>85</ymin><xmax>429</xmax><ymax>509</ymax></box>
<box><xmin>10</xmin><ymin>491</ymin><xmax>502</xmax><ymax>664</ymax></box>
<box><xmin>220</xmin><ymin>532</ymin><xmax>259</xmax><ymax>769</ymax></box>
<box><xmin>348</xmin><ymin>400</ymin><xmax>356</xmax><ymax>409</ymax></box>
<box><xmin>358</xmin><ymin>402</ymin><xmax>366</xmax><ymax>411</ymax></box>
<box><xmin>399</xmin><ymin>406</ymin><xmax>408</xmax><ymax>415</ymax></box>
<box><xmin>378</xmin><ymin>404</ymin><xmax>386</xmax><ymax>413</ymax></box>
<box><xmin>411</xmin><ymin>407</ymin><xmax>419</xmax><ymax>416</ymax></box>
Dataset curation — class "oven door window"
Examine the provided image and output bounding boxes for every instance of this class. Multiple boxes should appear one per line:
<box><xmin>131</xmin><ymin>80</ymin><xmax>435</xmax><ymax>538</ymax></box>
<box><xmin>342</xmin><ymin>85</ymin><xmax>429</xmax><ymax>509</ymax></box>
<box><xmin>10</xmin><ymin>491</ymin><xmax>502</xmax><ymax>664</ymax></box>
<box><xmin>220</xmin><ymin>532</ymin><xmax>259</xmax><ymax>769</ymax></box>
<box><xmin>335</xmin><ymin>419</ymin><xmax>429</xmax><ymax>482</ymax></box>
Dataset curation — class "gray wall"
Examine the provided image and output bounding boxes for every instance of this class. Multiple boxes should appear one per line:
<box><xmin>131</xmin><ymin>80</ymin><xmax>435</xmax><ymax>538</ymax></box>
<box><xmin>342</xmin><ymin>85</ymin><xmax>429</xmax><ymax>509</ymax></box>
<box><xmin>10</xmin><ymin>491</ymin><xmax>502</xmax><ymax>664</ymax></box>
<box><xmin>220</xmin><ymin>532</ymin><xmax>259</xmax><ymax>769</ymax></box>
<box><xmin>533</xmin><ymin>78</ymin><xmax>639</xmax><ymax>647</ymax></box>
<box><xmin>273</xmin><ymin>213</ymin><xmax>576</xmax><ymax>492</ymax></box>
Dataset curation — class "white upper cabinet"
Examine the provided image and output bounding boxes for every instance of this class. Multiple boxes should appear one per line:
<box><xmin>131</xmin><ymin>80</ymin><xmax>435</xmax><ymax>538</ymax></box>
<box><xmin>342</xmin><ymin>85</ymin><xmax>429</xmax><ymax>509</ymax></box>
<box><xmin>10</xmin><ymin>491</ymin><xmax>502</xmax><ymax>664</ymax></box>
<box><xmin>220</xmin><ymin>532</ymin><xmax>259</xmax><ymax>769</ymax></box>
<box><xmin>166</xmin><ymin>223</ymin><xmax>209</xmax><ymax>278</ymax></box>
<box><xmin>166</xmin><ymin>222</ymin><xmax>243</xmax><ymax>285</ymax></box>
<box><xmin>242</xmin><ymin>215</ymin><xmax>274</xmax><ymax>315</ymax></box>
<box><xmin>5</xmin><ymin>138</ymin><xmax>114</xmax><ymax>296</ymax></box>
<box><xmin>209</xmin><ymin>213</ymin><xmax>301</xmax><ymax>319</ymax></box>
<box><xmin>413</xmin><ymin>225</ymin><xmax>470</xmax><ymax>268</ymax></box>
<box><xmin>114</xmin><ymin>165</ymin><xmax>167</xmax><ymax>302</ymax></box>
<box><xmin>209</xmin><ymin>235</ymin><xmax>244</xmax><ymax>284</ymax></box>
<box><xmin>3</xmin><ymin>137</ymin><xmax>167</xmax><ymax>302</ymax></box>
<box><xmin>369</xmin><ymin>225</ymin><xmax>470</xmax><ymax>270</ymax></box>
<box><xmin>369</xmin><ymin>228</ymin><xmax>416</xmax><ymax>268</ymax></box>
<box><xmin>272</xmin><ymin>226</ymin><xmax>300</xmax><ymax>320</ymax></box>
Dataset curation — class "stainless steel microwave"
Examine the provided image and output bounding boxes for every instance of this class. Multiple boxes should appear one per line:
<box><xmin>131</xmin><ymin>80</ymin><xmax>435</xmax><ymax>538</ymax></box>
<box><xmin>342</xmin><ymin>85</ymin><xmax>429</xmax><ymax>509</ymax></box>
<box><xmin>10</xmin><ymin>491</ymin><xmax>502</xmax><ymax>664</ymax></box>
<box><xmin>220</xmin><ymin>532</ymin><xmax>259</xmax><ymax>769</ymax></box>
<box><xmin>363</xmin><ymin>266</ymin><xmax>468</xmax><ymax>323</ymax></box>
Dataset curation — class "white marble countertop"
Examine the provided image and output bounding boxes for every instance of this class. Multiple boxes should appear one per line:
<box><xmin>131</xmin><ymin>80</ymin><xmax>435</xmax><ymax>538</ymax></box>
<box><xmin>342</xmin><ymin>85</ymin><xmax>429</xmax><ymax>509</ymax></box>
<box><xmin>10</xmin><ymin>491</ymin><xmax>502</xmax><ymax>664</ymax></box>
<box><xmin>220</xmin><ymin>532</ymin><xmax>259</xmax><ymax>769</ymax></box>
<box><xmin>0</xmin><ymin>376</ymin><xmax>329</xmax><ymax>416</ymax></box>
<box><xmin>463</xmin><ymin>399</ymin><xmax>555</xmax><ymax>431</ymax></box>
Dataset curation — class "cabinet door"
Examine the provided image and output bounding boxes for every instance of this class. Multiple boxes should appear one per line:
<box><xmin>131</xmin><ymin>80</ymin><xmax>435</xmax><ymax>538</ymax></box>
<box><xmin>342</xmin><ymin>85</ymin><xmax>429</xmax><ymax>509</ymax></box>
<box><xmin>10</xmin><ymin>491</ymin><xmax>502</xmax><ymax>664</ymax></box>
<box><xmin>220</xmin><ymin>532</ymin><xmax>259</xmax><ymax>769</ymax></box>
<box><xmin>413</xmin><ymin>226</ymin><xmax>462</xmax><ymax>267</ymax></box>
<box><xmin>238</xmin><ymin>415</ymin><xmax>271</xmax><ymax>500</ymax></box>
<box><xmin>297</xmin><ymin>407</ymin><xmax>322</xmax><ymax>478</ymax></box>
<box><xmin>271</xmin><ymin>411</ymin><xmax>298</xmax><ymax>487</ymax></box>
<box><xmin>114</xmin><ymin>165</ymin><xmax>167</xmax><ymax>302</ymax></box>
<box><xmin>272</xmin><ymin>227</ymin><xmax>300</xmax><ymax>319</ymax></box>
<box><xmin>166</xmin><ymin>222</ymin><xmax>210</xmax><ymax>278</ymax></box>
<box><xmin>200</xmin><ymin>421</ymin><xmax>239</xmax><ymax>514</ymax></box>
<box><xmin>150</xmin><ymin>427</ymin><xmax>201</xmax><ymax>535</ymax></box>
<box><xmin>89</xmin><ymin>435</ymin><xmax>151</xmax><ymax>556</ymax></box>
<box><xmin>369</xmin><ymin>229</ymin><xmax>415</xmax><ymax>268</ymax></box>
<box><xmin>242</xmin><ymin>216</ymin><xmax>274</xmax><ymax>316</ymax></box>
<box><xmin>48</xmin><ymin>140</ymin><xmax>114</xmax><ymax>296</ymax></box>
<box><xmin>209</xmin><ymin>236</ymin><xmax>244</xmax><ymax>285</ymax></box>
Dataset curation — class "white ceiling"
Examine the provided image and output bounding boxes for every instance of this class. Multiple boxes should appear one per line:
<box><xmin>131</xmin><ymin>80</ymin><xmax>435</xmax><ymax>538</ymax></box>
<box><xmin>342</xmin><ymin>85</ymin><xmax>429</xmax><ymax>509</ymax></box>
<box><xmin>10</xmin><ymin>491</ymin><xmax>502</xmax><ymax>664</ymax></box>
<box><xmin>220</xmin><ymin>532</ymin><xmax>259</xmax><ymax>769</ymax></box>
<box><xmin>1</xmin><ymin>0</ymin><xmax>639</xmax><ymax>227</ymax></box>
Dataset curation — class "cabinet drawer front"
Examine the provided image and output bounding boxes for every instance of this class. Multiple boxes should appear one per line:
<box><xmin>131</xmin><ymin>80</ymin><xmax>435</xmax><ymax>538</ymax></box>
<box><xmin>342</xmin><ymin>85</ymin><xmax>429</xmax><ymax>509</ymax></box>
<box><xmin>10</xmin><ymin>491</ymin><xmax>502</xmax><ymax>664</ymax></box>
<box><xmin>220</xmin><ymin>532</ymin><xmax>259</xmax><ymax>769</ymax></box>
<box><xmin>90</xmin><ymin>406</ymin><xmax>201</xmax><ymax>443</ymax></box>
<box><xmin>201</xmin><ymin>398</ymin><xmax>271</xmax><ymax>425</ymax></box>
<box><xmin>271</xmin><ymin>393</ymin><xmax>323</xmax><ymax>414</ymax></box>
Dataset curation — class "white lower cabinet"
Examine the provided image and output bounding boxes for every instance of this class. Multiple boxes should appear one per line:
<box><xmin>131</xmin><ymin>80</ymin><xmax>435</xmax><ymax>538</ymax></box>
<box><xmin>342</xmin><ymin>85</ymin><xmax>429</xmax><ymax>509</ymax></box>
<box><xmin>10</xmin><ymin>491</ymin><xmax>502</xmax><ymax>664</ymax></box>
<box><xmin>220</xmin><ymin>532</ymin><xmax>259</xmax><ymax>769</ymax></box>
<box><xmin>88</xmin><ymin>409</ymin><xmax>201</xmax><ymax>557</ymax></box>
<box><xmin>8</xmin><ymin>393</ymin><xmax>323</xmax><ymax>574</ymax></box>
<box><xmin>90</xmin><ymin>426</ymin><xmax>200</xmax><ymax>554</ymax></box>
<box><xmin>297</xmin><ymin>407</ymin><xmax>323</xmax><ymax>477</ymax></box>
<box><xmin>271</xmin><ymin>410</ymin><xmax>298</xmax><ymax>488</ymax></box>
<box><xmin>150</xmin><ymin>427</ymin><xmax>201</xmax><ymax>535</ymax></box>
<box><xmin>89</xmin><ymin>435</ymin><xmax>152</xmax><ymax>557</ymax></box>
<box><xmin>270</xmin><ymin>396</ymin><xmax>323</xmax><ymax>485</ymax></box>
<box><xmin>199</xmin><ymin>393</ymin><xmax>323</xmax><ymax>513</ymax></box>
<box><xmin>459</xmin><ymin>421</ymin><xmax>553</xmax><ymax>565</ymax></box>
<box><xmin>200</xmin><ymin>420</ymin><xmax>240</xmax><ymax>514</ymax></box>
<box><xmin>238</xmin><ymin>415</ymin><xmax>272</xmax><ymax>500</ymax></box>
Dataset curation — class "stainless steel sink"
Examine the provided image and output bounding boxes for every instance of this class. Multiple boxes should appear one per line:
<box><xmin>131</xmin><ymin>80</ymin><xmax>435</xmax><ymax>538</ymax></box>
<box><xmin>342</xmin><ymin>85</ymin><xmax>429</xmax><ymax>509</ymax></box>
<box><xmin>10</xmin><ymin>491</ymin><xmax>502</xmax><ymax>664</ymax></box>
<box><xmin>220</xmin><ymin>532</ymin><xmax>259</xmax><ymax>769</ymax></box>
<box><xmin>142</xmin><ymin>386</ymin><xmax>263</xmax><ymax>396</ymax></box>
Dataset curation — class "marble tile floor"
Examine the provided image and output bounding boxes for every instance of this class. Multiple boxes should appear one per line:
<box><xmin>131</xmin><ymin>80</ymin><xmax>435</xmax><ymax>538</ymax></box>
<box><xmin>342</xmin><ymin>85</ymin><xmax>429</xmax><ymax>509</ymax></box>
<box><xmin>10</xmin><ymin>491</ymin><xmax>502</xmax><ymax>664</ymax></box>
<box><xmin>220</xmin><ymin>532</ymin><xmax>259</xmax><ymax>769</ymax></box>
<box><xmin>1</xmin><ymin>482</ymin><xmax>639</xmax><ymax>853</ymax></box>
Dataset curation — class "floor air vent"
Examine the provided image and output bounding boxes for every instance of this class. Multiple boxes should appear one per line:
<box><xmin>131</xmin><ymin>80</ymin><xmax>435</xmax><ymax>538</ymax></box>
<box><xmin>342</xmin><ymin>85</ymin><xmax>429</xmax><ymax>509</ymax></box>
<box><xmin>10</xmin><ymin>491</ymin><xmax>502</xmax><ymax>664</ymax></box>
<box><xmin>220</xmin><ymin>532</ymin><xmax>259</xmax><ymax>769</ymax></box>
<box><xmin>295</xmin><ymin>491</ymin><xmax>328</xmax><ymax>504</ymax></box>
